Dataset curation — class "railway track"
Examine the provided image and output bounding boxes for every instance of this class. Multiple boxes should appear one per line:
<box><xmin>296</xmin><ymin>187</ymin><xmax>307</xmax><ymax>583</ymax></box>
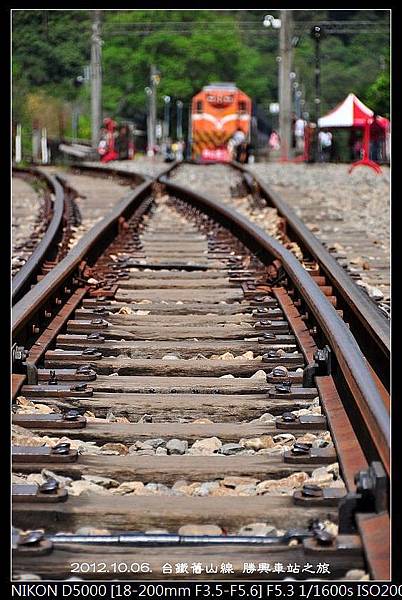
<box><xmin>168</xmin><ymin>161</ymin><xmax>390</xmax><ymax>390</ymax></box>
<box><xmin>12</xmin><ymin>166</ymin><xmax>144</xmax><ymax>306</ymax></box>
<box><xmin>12</xmin><ymin>167</ymin><xmax>81</xmax><ymax>305</ymax></box>
<box><xmin>11</xmin><ymin>163</ymin><xmax>390</xmax><ymax>581</ymax></box>
<box><xmin>12</xmin><ymin>172</ymin><xmax>46</xmax><ymax>278</ymax></box>
<box><xmin>82</xmin><ymin>159</ymin><xmax>389</xmax><ymax>387</ymax></box>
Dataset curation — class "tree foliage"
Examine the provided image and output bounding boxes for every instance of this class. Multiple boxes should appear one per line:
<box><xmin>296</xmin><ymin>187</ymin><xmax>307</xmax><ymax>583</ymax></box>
<box><xmin>365</xmin><ymin>62</ymin><xmax>390</xmax><ymax>118</ymax></box>
<box><xmin>12</xmin><ymin>9</ymin><xmax>390</xmax><ymax>134</ymax></box>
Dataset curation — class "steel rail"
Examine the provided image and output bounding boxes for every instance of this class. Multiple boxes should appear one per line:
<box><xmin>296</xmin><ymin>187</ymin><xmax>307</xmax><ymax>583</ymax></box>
<box><xmin>12</xmin><ymin>168</ymin><xmax>65</xmax><ymax>305</ymax></box>
<box><xmin>230</xmin><ymin>161</ymin><xmax>390</xmax><ymax>388</ymax></box>
<box><xmin>13</xmin><ymin>161</ymin><xmax>179</xmax><ymax>338</ymax></box>
<box><xmin>75</xmin><ymin>160</ymin><xmax>180</xmax><ymax>182</ymax></box>
<box><xmin>70</xmin><ymin>162</ymin><xmax>152</xmax><ymax>184</ymax></box>
<box><xmin>159</xmin><ymin>176</ymin><xmax>390</xmax><ymax>474</ymax></box>
<box><xmin>47</xmin><ymin>531</ymin><xmax>314</xmax><ymax>546</ymax></box>
<box><xmin>12</xmin><ymin>179</ymin><xmax>153</xmax><ymax>340</ymax></box>
<box><xmin>11</xmin><ymin>163</ymin><xmax>389</xmax><ymax>578</ymax></box>
<box><xmin>12</xmin><ymin>162</ymin><xmax>389</xmax><ymax>471</ymax></box>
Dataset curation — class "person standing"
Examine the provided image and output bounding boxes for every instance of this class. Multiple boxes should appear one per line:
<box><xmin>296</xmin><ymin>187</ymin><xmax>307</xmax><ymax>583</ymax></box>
<box><xmin>98</xmin><ymin>117</ymin><xmax>119</xmax><ymax>163</ymax></box>
<box><xmin>318</xmin><ymin>129</ymin><xmax>332</xmax><ymax>162</ymax></box>
<box><xmin>295</xmin><ymin>117</ymin><xmax>305</xmax><ymax>153</ymax></box>
<box><xmin>230</xmin><ymin>128</ymin><xmax>246</xmax><ymax>161</ymax></box>
<box><xmin>268</xmin><ymin>130</ymin><xmax>280</xmax><ymax>151</ymax></box>
<box><xmin>176</xmin><ymin>140</ymin><xmax>184</xmax><ymax>161</ymax></box>
<box><xmin>116</xmin><ymin>124</ymin><xmax>129</xmax><ymax>160</ymax></box>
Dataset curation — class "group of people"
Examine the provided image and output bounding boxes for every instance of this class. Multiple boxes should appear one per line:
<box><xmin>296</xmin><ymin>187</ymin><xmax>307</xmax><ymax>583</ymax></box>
<box><xmin>97</xmin><ymin>115</ymin><xmax>386</xmax><ymax>165</ymax></box>
<box><xmin>268</xmin><ymin>116</ymin><xmax>307</xmax><ymax>155</ymax></box>
<box><xmin>267</xmin><ymin>118</ymin><xmax>335</xmax><ymax>162</ymax></box>
<box><xmin>98</xmin><ymin>118</ymin><xmax>135</xmax><ymax>163</ymax></box>
<box><xmin>162</xmin><ymin>140</ymin><xmax>185</xmax><ymax>162</ymax></box>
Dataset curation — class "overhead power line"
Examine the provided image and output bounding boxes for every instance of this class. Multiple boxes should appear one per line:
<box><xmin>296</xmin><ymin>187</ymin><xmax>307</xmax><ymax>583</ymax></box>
<box><xmin>103</xmin><ymin>28</ymin><xmax>389</xmax><ymax>36</ymax></box>
<box><xmin>101</xmin><ymin>21</ymin><xmax>389</xmax><ymax>36</ymax></box>
<box><xmin>101</xmin><ymin>20</ymin><xmax>388</xmax><ymax>26</ymax></box>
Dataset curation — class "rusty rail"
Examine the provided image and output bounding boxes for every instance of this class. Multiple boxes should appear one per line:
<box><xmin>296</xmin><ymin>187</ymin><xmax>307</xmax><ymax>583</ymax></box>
<box><xmin>12</xmin><ymin>168</ymin><xmax>65</xmax><ymax>304</ymax></box>
<box><xmin>13</xmin><ymin>162</ymin><xmax>389</xmax><ymax>471</ymax></box>
<box><xmin>12</xmin><ymin>179</ymin><xmax>153</xmax><ymax>343</ymax></box>
<box><xmin>75</xmin><ymin>160</ymin><xmax>180</xmax><ymax>182</ymax></box>
<box><xmin>11</xmin><ymin>161</ymin><xmax>390</xmax><ymax>579</ymax></box>
<box><xmin>69</xmin><ymin>163</ymin><xmax>152</xmax><ymax>185</ymax></box>
<box><xmin>230</xmin><ymin>161</ymin><xmax>390</xmax><ymax>389</ymax></box>
<box><xmin>159</xmin><ymin>175</ymin><xmax>390</xmax><ymax>475</ymax></box>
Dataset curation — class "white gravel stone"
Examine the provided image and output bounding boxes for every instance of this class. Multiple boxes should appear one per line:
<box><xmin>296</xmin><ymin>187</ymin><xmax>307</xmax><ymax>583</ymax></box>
<box><xmin>249</xmin><ymin>369</ymin><xmax>267</xmax><ymax>381</ymax></box>
<box><xmin>194</xmin><ymin>481</ymin><xmax>220</xmax><ymax>496</ymax></box>
<box><xmin>81</xmin><ymin>475</ymin><xmax>119</xmax><ymax>489</ymax></box>
<box><xmin>68</xmin><ymin>480</ymin><xmax>111</xmax><ymax>496</ymax></box>
<box><xmin>250</xmin><ymin>412</ymin><xmax>276</xmax><ymax>424</ymax></box>
<box><xmin>166</xmin><ymin>439</ymin><xmax>188</xmax><ymax>455</ymax></box>
<box><xmin>219</xmin><ymin>443</ymin><xmax>245</xmax><ymax>455</ymax></box>
<box><xmin>112</xmin><ymin>481</ymin><xmax>145</xmax><ymax>495</ymax></box>
<box><xmin>191</xmin><ymin>437</ymin><xmax>222</xmax><ymax>453</ymax></box>
<box><xmin>240</xmin><ymin>435</ymin><xmax>274</xmax><ymax>450</ymax></box>
<box><xmin>342</xmin><ymin>569</ymin><xmax>370</xmax><ymax>581</ymax></box>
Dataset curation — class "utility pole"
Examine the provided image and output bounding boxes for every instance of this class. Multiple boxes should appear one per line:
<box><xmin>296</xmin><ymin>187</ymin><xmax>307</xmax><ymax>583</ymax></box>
<box><xmin>163</xmin><ymin>95</ymin><xmax>171</xmax><ymax>142</ymax></box>
<box><xmin>187</xmin><ymin>101</ymin><xmax>192</xmax><ymax>160</ymax></box>
<box><xmin>91</xmin><ymin>10</ymin><xmax>102</xmax><ymax>149</ymax></box>
<box><xmin>145</xmin><ymin>87</ymin><xmax>153</xmax><ymax>155</ymax></box>
<box><xmin>176</xmin><ymin>101</ymin><xmax>183</xmax><ymax>140</ymax></box>
<box><xmin>148</xmin><ymin>65</ymin><xmax>159</xmax><ymax>154</ymax></box>
<box><xmin>310</xmin><ymin>25</ymin><xmax>324</xmax><ymax>162</ymax></box>
<box><xmin>279</xmin><ymin>10</ymin><xmax>293</xmax><ymax>160</ymax></box>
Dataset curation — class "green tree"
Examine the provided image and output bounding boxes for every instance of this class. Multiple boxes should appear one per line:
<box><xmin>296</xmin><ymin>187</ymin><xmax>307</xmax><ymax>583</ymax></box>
<box><xmin>12</xmin><ymin>9</ymin><xmax>390</xmax><ymax>133</ymax></box>
<box><xmin>365</xmin><ymin>63</ymin><xmax>390</xmax><ymax>117</ymax></box>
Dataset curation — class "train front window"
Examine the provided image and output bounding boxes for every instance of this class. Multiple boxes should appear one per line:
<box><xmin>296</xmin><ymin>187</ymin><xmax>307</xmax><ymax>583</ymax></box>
<box><xmin>238</xmin><ymin>101</ymin><xmax>246</xmax><ymax>113</ymax></box>
<box><xmin>196</xmin><ymin>101</ymin><xmax>203</xmax><ymax>113</ymax></box>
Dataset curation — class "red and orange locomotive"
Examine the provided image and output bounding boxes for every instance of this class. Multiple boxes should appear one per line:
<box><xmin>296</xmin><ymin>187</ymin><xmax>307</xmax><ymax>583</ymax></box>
<box><xmin>191</xmin><ymin>83</ymin><xmax>252</xmax><ymax>162</ymax></box>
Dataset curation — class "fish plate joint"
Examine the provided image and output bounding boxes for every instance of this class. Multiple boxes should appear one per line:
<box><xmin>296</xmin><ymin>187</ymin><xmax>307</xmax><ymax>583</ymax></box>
<box><xmin>303</xmin><ymin>345</ymin><xmax>332</xmax><ymax>387</ymax></box>
<box><xmin>12</xmin><ymin>345</ymin><xmax>39</xmax><ymax>384</ymax></box>
<box><xmin>338</xmin><ymin>461</ymin><xmax>388</xmax><ymax>534</ymax></box>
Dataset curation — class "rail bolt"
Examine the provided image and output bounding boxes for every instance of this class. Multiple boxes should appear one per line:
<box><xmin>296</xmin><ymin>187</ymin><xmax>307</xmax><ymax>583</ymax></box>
<box><xmin>39</xmin><ymin>478</ymin><xmax>59</xmax><ymax>494</ymax></box>
<box><xmin>87</xmin><ymin>333</ymin><xmax>102</xmax><ymax>340</ymax></box>
<box><xmin>275</xmin><ymin>382</ymin><xmax>291</xmax><ymax>393</ymax></box>
<box><xmin>75</xmin><ymin>365</ymin><xmax>93</xmax><ymax>375</ymax></box>
<box><xmin>272</xmin><ymin>366</ymin><xmax>288</xmax><ymax>377</ymax></box>
<box><xmin>281</xmin><ymin>411</ymin><xmax>297</xmax><ymax>422</ymax></box>
<box><xmin>302</xmin><ymin>484</ymin><xmax>323</xmax><ymax>498</ymax></box>
<box><xmin>52</xmin><ymin>442</ymin><xmax>71</xmax><ymax>455</ymax></box>
<box><xmin>18</xmin><ymin>531</ymin><xmax>44</xmax><ymax>546</ymax></box>
<box><xmin>63</xmin><ymin>409</ymin><xmax>81</xmax><ymax>421</ymax></box>
<box><xmin>71</xmin><ymin>383</ymin><xmax>87</xmax><ymax>392</ymax></box>
<box><xmin>291</xmin><ymin>442</ymin><xmax>311</xmax><ymax>455</ymax></box>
